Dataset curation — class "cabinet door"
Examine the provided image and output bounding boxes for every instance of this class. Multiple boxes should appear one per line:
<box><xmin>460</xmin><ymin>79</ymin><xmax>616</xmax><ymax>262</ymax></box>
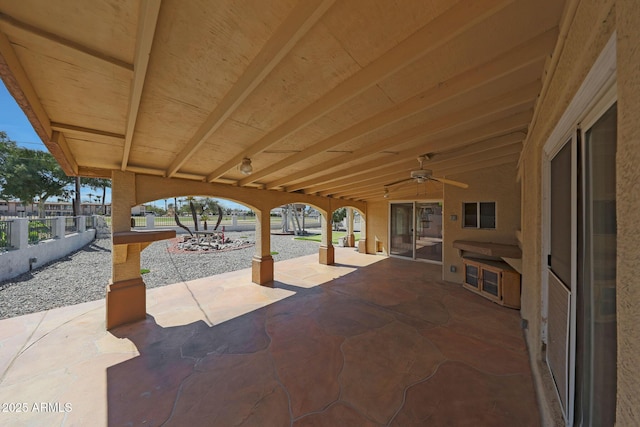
<box><xmin>464</xmin><ymin>263</ymin><xmax>479</xmax><ymax>289</ymax></box>
<box><xmin>481</xmin><ymin>268</ymin><xmax>501</xmax><ymax>300</ymax></box>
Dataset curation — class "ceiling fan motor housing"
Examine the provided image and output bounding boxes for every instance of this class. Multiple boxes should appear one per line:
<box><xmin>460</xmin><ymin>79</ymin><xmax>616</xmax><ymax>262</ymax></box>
<box><xmin>410</xmin><ymin>169</ymin><xmax>432</xmax><ymax>180</ymax></box>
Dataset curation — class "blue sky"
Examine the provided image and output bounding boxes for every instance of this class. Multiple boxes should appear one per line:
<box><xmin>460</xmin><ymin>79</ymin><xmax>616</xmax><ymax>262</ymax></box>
<box><xmin>0</xmin><ymin>82</ymin><xmax>44</xmax><ymax>150</ymax></box>
<box><xmin>1</xmin><ymin>81</ymin><xmax>247</xmax><ymax>210</ymax></box>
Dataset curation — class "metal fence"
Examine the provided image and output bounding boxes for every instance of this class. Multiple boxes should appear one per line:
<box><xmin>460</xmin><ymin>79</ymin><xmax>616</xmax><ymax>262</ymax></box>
<box><xmin>28</xmin><ymin>218</ymin><xmax>55</xmax><ymax>244</ymax></box>
<box><xmin>0</xmin><ymin>220</ymin><xmax>12</xmax><ymax>251</ymax></box>
<box><xmin>65</xmin><ymin>216</ymin><xmax>78</xmax><ymax>234</ymax></box>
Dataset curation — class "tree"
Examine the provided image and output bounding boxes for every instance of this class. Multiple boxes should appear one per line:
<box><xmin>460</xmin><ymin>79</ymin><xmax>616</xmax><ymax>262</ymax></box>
<box><xmin>83</xmin><ymin>177</ymin><xmax>111</xmax><ymax>214</ymax></box>
<box><xmin>0</xmin><ymin>132</ymin><xmax>73</xmax><ymax>217</ymax></box>
<box><xmin>332</xmin><ymin>207</ymin><xmax>347</xmax><ymax>231</ymax></box>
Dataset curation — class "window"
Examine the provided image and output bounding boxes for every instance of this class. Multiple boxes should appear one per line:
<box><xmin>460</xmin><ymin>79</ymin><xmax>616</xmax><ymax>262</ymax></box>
<box><xmin>463</xmin><ymin>202</ymin><xmax>496</xmax><ymax>229</ymax></box>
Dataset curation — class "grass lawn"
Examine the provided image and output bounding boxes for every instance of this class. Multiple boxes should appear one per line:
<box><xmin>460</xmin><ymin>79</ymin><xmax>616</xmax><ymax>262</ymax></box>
<box><xmin>294</xmin><ymin>231</ymin><xmax>360</xmax><ymax>244</ymax></box>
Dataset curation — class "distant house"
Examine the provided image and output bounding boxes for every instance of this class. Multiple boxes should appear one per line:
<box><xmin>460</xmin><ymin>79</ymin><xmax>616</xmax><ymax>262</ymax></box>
<box><xmin>0</xmin><ymin>200</ymin><xmax>146</xmax><ymax>217</ymax></box>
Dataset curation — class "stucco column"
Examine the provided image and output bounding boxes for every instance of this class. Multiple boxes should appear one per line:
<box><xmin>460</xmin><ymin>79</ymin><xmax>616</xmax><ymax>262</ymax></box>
<box><xmin>252</xmin><ymin>209</ymin><xmax>273</xmax><ymax>285</ymax></box>
<box><xmin>319</xmin><ymin>212</ymin><xmax>334</xmax><ymax>265</ymax></box>
<box><xmin>10</xmin><ymin>218</ymin><xmax>28</xmax><ymax>249</ymax></box>
<box><xmin>107</xmin><ymin>171</ymin><xmax>145</xmax><ymax>329</ymax></box>
<box><xmin>346</xmin><ymin>208</ymin><xmax>355</xmax><ymax>247</ymax></box>
<box><xmin>358</xmin><ymin>214</ymin><xmax>367</xmax><ymax>254</ymax></box>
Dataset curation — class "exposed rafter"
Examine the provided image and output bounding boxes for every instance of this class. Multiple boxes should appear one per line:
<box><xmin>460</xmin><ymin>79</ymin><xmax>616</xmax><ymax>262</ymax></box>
<box><xmin>166</xmin><ymin>0</ymin><xmax>336</xmax><ymax>178</ymax></box>
<box><xmin>315</xmin><ymin>134</ymin><xmax>525</xmax><ymax>196</ymax></box>
<box><xmin>291</xmin><ymin>110</ymin><xmax>532</xmax><ymax>194</ymax></box>
<box><xmin>327</xmin><ymin>143</ymin><xmax>523</xmax><ymax>198</ymax></box>
<box><xmin>0</xmin><ymin>12</ymin><xmax>133</xmax><ymax>71</ymax></box>
<box><xmin>121</xmin><ymin>0</ymin><xmax>162</xmax><ymax>171</ymax></box>
<box><xmin>205</xmin><ymin>0</ymin><xmax>512</xmax><ymax>182</ymax></box>
<box><xmin>51</xmin><ymin>122</ymin><xmax>125</xmax><ymax>143</ymax></box>
<box><xmin>240</xmin><ymin>28</ymin><xmax>557</xmax><ymax>187</ymax></box>
<box><xmin>343</xmin><ymin>152</ymin><xmax>521</xmax><ymax>201</ymax></box>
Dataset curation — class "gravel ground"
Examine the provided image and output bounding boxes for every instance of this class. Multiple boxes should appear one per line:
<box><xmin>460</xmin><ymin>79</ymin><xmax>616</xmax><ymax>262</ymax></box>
<box><xmin>0</xmin><ymin>231</ymin><xmax>322</xmax><ymax>319</ymax></box>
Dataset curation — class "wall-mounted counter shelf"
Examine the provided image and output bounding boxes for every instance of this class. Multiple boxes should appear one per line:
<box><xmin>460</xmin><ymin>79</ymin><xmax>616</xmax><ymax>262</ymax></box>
<box><xmin>453</xmin><ymin>240</ymin><xmax>522</xmax><ymax>259</ymax></box>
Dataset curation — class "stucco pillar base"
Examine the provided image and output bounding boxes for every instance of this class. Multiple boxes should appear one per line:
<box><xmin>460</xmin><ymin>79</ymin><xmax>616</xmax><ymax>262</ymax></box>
<box><xmin>358</xmin><ymin>239</ymin><xmax>367</xmax><ymax>254</ymax></box>
<box><xmin>106</xmin><ymin>277</ymin><xmax>146</xmax><ymax>330</ymax></box>
<box><xmin>252</xmin><ymin>255</ymin><xmax>274</xmax><ymax>285</ymax></box>
<box><xmin>319</xmin><ymin>245</ymin><xmax>335</xmax><ymax>265</ymax></box>
<box><xmin>346</xmin><ymin>233</ymin><xmax>356</xmax><ymax>247</ymax></box>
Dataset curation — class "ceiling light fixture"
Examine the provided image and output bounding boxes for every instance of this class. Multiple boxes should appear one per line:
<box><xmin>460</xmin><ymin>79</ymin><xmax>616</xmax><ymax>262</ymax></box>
<box><xmin>239</xmin><ymin>157</ymin><xmax>253</xmax><ymax>175</ymax></box>
<box><xmin>383</xmin><ymin>188</ymin><xmax>390</xmax><ymax>199</ymax></box>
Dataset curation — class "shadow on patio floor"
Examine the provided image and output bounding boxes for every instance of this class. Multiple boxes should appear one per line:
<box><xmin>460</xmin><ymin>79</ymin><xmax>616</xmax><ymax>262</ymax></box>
<box><xmin>104</xmin><ymin>254</ymin><xmax>540</xmax><ymax>426</ymax></box>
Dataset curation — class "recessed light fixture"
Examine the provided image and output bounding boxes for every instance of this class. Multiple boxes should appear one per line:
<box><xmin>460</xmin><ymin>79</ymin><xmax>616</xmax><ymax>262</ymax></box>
<box><xmin>239</xmin><ymin>157</ymin><xmax>253</xmax><ymax>175</ymax></box>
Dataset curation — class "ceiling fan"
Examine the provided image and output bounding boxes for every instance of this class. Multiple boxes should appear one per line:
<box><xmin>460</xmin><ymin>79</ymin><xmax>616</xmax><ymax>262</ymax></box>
<box><xmin>384</xmin><ymin>155</ymin><xmax>468</xmax><ymax>196</ymax></box>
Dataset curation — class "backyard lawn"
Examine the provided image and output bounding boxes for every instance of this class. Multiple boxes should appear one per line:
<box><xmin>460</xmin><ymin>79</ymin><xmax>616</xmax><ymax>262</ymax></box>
<box><xmin>294</xmin><ymin>231</ymin><xmax>360</xmax><ymax>245</ymax></box>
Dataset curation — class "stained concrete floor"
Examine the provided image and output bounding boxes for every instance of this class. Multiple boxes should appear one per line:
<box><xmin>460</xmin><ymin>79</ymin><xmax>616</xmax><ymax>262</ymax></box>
<box><xmin>0</xmin><ymin>248</ymin><xmax>539</xmax><ymax>426</ymax></box>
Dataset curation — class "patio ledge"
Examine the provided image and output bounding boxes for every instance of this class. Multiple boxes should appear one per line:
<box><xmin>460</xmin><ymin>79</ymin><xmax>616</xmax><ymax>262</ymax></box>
<box><xmin>112</xmin><ymin>230</ymin><xmax>176</xmax><ymax>264</ymax></box>
<box><xmin>113</xmin><ymin>229</ymin><xmax>176</xmax><ymax>245</ymax></box>
<box><xmin>453</xmin><ymin>240</ymin><xmax>522</xmax><ymax>259</ymax></box>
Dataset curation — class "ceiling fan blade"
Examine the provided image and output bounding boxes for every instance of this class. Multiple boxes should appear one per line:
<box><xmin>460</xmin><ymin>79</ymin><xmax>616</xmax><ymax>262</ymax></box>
<box><xmin>431</xmin><ymin>176</ymin><xmax>469</xmax><ymax>189</ymax></box>
<box><xmin>385</xmin><ymin>178</ymin><xmax>413</xmax><ymax>188</ymax></box>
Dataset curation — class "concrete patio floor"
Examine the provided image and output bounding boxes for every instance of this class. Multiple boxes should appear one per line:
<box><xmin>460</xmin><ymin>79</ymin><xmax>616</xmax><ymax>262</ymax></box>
<box><xmin>0</xmin><ymin>248</ymin><xmax>539</xmax><ymax>426</ymax></box>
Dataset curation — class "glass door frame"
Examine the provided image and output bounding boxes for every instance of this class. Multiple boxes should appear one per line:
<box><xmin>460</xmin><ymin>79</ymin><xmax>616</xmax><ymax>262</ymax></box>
<box><xmin>388</xmin><ymin>199</ymin><xmax>443</xmax><ymax>265</ymax></box>
<box><xmin>541</xmin><ymin>34</ymin><xmax>616</xmax><ymax>425</ymax></box>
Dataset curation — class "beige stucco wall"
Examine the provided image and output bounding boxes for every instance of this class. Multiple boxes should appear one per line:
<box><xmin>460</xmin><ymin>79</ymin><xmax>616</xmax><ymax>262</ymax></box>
<box><xmin>518</xmin><ymin>0</ymin><xmax>640</xmax><ymax>423</ymax></box>
<box><xmin>441</xmin><ymin>162</ymin><xmax>521</xmax><ymax>283</ymax></box>
<box><xmin>520</xmin><ymin>0</ymin><xmax>614</xmax><ymax>366</ymax></box>
<box><xmin>614</xmin><ymin>0</ymin><xmax>640</xmax><ymax>423</ymax></box>
<box><xmin>366</xmin><ymin>200</ymin><xmax>389</xmax><ymax>255</ymax></box>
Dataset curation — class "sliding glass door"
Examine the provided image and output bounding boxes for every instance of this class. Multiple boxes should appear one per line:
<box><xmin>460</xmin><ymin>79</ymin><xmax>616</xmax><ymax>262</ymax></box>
<box><xmin>389</xmin><ymin>203</ymin><xmax>413</xmax><ymax>257</ymax></box>
<box><xmin>390</xmin><ymin>201</ymin><xmax>443</xmax><ymax>263</ymax></box>
<box><xmin>415</xmin><ymin>202</ymin><xmax>443</xmax><ymax>262</ymax></box>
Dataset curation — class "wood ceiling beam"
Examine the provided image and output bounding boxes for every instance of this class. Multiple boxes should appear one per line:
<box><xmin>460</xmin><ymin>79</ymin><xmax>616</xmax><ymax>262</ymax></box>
<box><xmin>51</xmin><ymin>122</ymin><xmax>125</xmax><ymax>143</ymax></box>
<box><xmin>121</xmin><ymin>0</ymin><xmax>162</xmax><ymax>171</ymax></box>
<box><xmin>324</xmin><ymin>137</ymin><xmax>525</xmax><ymax>197</ymax></box>
<box><xmin>0</xmin><ymin>12</ymin><xmax>133</xmax><ymax>71</ymax></box>
<box><xmin>350</xmin><ymin>153</ymin><xmax>522</xmax><ymax>200</ymax></box>
<box><xmin>77</xmin><ymin>167</ymin><xmax>114</xmax><ymax>179</ymax></box>
<box><xmin>51</xmin><ymin>131</ymin><xmax>79</xmax><ymax>175</ymax></box>
<box><xmin>0</xmin><ymin>29</ymin><xmax>78</xmax><ymax>175</ymax></box>
<box><xmin>319</xmin><ymin>142</ymin><xmax>523</xmax><ymax>197</ymax></box>
<box><xmin>267</xmin><ymin>27</ymin><xmax>557</xmax><ymax>191</ymax></box>
<box><xmin>292</xmin><ymin>109</ymin><xmax>532</xmax><ymax>193</ymax></box>
<box><xmin>166</xmin><ymin>0</ymin><xmax>336</xmax><ymax>177</ymax></box>
<box><xmin>356</xmin><ymin>153</ymin><xmax>519</xmax><ymax>201</ymax></box>
<box><xmin>245</xmin><ymin>27</ymin><xmax>557</xmax><ymax>187</ymax></box>
<box><xmin>205</xmin><ymin>0</ymin><xmax>512</xmax><ymax>182</ymax></box>
<box><xmin>434</xmin><ymin>153</ymin><xmax>520</xmax><ymax>177</ymax></box>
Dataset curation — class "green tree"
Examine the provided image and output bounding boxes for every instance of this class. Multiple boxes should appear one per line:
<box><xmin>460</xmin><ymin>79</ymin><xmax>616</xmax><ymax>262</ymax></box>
<box><xmin>0</xmin><ymin>132</ymin><xmax>73</xmax><ymax>217</ymax></box>
<box><xmin>332</xmin><ymin>207</ymin><xmax>347</xmax><ymax>231</ymax></box>
<box><xmin>83</xmin><ymin>177</ymin><xmax>111</xmax><ymax>214</ymax></box>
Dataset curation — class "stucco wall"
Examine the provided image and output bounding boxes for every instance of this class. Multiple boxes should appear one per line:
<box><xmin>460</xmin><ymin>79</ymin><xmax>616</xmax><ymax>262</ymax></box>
<box><xmin>442</xmin><ymin>162</ymin><xmax>521</xmax><ymax>283</ymax></box>
<box><xmin>366</xmin><ymin>201</ymin><xmax>388</xmax><ymax>255</ymax></box>
<box><xmin>614</xmin><ymin>0</ymin><xmax>640</xmax><ymax>423</ymax></box>
<box><xmin>520</xmin><ymin>0</ymin><xmax>615</xmax><ymax>369</ymax></box>
<box><xmin>516</xmin><ymin>0</ymin><xmax>640</xmax><ymax>423</ymax></box>
<box><xmin>0</xmin><ymin>230</ymin><xmax>96</xmax><ymax>283</ymax></box>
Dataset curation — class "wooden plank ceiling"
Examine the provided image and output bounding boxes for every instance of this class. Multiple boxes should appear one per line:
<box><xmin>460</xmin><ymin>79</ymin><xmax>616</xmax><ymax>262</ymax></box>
<box><xmin>0</xmin><ymin>0</ymin><xmax>566</xmax><ymax>201</ymax></box>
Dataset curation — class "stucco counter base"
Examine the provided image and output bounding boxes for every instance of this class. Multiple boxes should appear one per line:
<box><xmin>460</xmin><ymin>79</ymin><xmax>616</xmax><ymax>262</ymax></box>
<box><xmin>106</xmin><ymin>277</ymin><xmax>146</xmax><ymax>330</ymax></box>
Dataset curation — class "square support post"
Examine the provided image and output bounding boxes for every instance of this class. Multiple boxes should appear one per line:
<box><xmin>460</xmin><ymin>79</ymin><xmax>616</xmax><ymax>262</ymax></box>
<box><xmin>319</xmin><ymin>212</ymin><xmax>334</xmax><ymax>265</ymax></box>
<box><xmin>346</xmin><ymin>208</ymin><xmax>355</xmax><ymax>247</ymax></box>
<box><xmin>107</xmin><ymin>171</ymin><xmax>146</xmax><ymax>330</ymax></box>
<box><xmin>10</xmin><ymin>218</ymin><xmax>28</xmax><ymax>249</ymax></box>
<box><xmin>252</xmin><ymin>209</ymin><xmax>273</xmax><ymax>285</ymax></box>
<box><xmin>54</xmin><ymin>217</ymin><xmax>65</xmax><ymax>239</ymax></box>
